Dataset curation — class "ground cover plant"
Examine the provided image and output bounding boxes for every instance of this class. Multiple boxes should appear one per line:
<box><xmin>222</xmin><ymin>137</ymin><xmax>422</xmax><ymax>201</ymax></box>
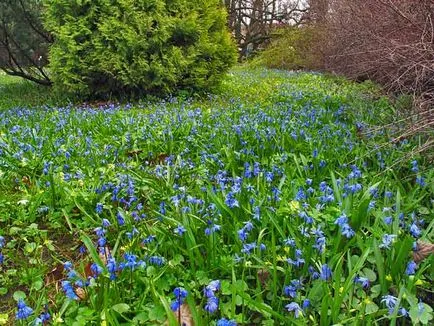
<box><xmin>0</xmin><ymin>68</ymin><xmax>433</xmax><ymax>325</ymax></box>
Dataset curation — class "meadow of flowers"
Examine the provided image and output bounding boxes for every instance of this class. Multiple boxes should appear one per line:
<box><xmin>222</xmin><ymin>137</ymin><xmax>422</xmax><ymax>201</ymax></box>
<box><xmin>0</xmin><ymin>68</ymin><xmax>433</xmax><ymax>325</ymax></box>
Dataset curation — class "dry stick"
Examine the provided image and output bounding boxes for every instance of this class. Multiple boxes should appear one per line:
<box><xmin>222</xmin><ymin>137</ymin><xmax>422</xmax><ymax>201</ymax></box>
<box><xmin>391</xmin><ymin>120</ymin><xmax>434</xmax><ymax>143</ymax></box>
<box><xmin>363</xmin><ymin>108</ymin><xmax>434</xmax><ymax>135</ymax></box>
<box><xmin>373</xmin><ymin>138</ymin><xmax>434</xmax><ymax>178</ymax></box>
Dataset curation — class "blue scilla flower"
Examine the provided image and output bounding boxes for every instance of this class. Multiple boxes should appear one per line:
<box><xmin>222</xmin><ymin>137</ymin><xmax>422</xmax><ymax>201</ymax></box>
<box><xmin>204</xmin><ymin>280</ymin><xmax>220</xmax><ymax>298</ymax></box>
<box><xmin>244</xmin><ymin>162</ymin><xmax>252</xmax><ymax>178</ymax></box>
<box><xmin>225</xmin><ymin>192</ymin><xmax>239</xmax><ymax>208</ymax></box>
<box><xmin>149</xmin><ymin>255</ymin><xmax>165</xmax><ymax>266</ymax></box>
<box><xmin>174</xmin><ymin>225</ymin><xmax>186</xmax><ymax>236</ymax></box>
<box><xmin>405</xmin><ymin>260</ymin><xmax>417</xmax><ymax>275</ymax></box>
<box><xmin>204</xmin><ymin>296</ymin><xmax>219</xmax><ymax>313</ymax></box>
<box><xmin>416</xmin><ymin>175</ymin><xmax>426</xmax><ymax>187</ymax></box>
<box><xmin>252</xmin><ymin>206</ymin><xmax>260</xmax><ymax>220</ymax></box>
<box><xmin>320</xmin><ymin>264</ymin><xmax>332</xmax><ymax>281</ymax></box>
<box><xmin>285</xmin><ymin>302</ymin><xmax>303</xmax><ymax>318</ymax></box>
<box><xmin>107</xmin><ymin>257</ymin><xmax>117</xmax><ymax>280</ymax></box>
<box><xmin>295</xmin><ymin>188</ymin><xmax>306</xmax><ymax>201</ymax></box>
<box><xmin>411</xmin><ymin>160</ymin><xmax>419</xmax><ymax>173</ymax></box>
<box><xmin>102</xmin><ymin>218</ymin><xmax>111</xmax><ymax>227</ymax></box>
<box><xmin>253</xmin><ymin>162</ymin><xmax>261</xmax><ymax>176</ymax></box>
<box><xmin>116</xmin><ymin>211</ymin><xmax>125</xmax><ymax>226</ymax></box>
<box><xmin>283</xmin><ymin>238</ymin><xmax>296</xmax><ymax>247</ymax></box>
<box><xmin>34</xmin><ymin>311</ymin><xmax>50</xmax><ymax>325</ymax></box>
<box><xmin>0</xmin><ymin>252</ymin><xmax>3</xmax><ymax>264</ymax></box>
<box><xmin>379</xmin><ymin>234</ymin><xmax>397</xmax><ymax>249</ymax></box>
<box><xmin>0</xmin><ymin>235</ymin><xmax>5</xmax><ymax>248</ymax></box>
<box><xmin>241</xmin><ymin>242</ymin><xmax>256</xmax><ymax>255</ymax></box>
<box><xmin>96</xmin><ymin>203</ymin><xmax>103</xmax><ymax>214</ymax></box>
<box><xmin>308</xmin><ymin>265</ymin><xmax>320</xmax><ymax>280</ymax></box>
<box><xmin>171</xmin><ymin>287</ymin><xmax>188</xmax><ymax>311</ymax></box>
<box><xmin>341</xmin><ymin>224</ymin><xmax>355</xmax><ymax>238</ymax></box>
<box><xmin>205</xmin><ymin>223</ymin><xmax>221</xmax><ymax>236</ymax></box>
<box><xmin>354</xmin><ymin>276</ymin><xmax>370</xmax><ymax>289</ymax></box>
<box><xmin>409</xmin><ymin>223</ymin><xmax>421</xmax><ymax>238</ymax></box>
<box><xmin>381</xmin><ymin>295</ymin><xmax>398</xmax><ymax>314</ymax></box>
<box><xmin>61</xmin><ymin>280</ymin><xmax>79</xmax><ymax>300</ymax></box>
<box><xmin>16</xmin><ymin>299</ymin><xmax>33</xmax><ymax>320</ymax></box>
<box><xmin>283</xmin><ymin>279</ymin><xmax>302</xmax><ymax>298</ymax></box>
<box><xmin>302</xmin><ymin>299</ymin><xmax>310</xmax><ymax>310</ymax></box>
<box><xmin>159</xmin><ymin>201</ymin><xmax>166</xmax><ymax>215</ymax></box>
<box><xmin>384</xmin><ymin>216</ymin><xmax>393</xmax><ymax>225</ymax></box>
<box><xmin>91</xmin><ymin>263</ymin><xmax>103</xmax><ymax>277</ymax></box>
<box><xmin>142</xmin><ymin>235</ymin><xmax>156</xmax><ymax>244</ymax></box>
<box><xmin>94</xmin><ymin>227</ymin><xmax>106</xmax><ymax>238</ymax></box>
<box><xmin>217</xmin><ymin>318</ymin><xmax>237</xmax><ymax>326</ymax></box>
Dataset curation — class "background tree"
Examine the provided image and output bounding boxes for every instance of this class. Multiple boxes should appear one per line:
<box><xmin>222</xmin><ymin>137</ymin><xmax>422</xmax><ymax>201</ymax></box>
<box><xmin>224</xmin><ymin>0</ymin><xmax>308</xmax><ymax>58</ymax></box>
<box><xmin>0</xmin><ymin>0</ymin><xmax>52</xmax><ymax>85</ymax></box>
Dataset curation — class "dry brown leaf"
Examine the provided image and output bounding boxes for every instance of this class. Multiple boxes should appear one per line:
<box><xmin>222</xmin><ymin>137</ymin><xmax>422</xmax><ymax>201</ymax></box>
<box><xmin>257</xmin><ymin>268</ymin><xmax>270</xmax><ymax>287</ymax></box>
<box><xmin>44</xmin><ymin>264</ymin><xmax>64</xmax><ymax>286</ymax></box>
<box><xmin>75</xmin><ymin>287</ymin><xmax>87</xmax><ymax>300</ymax></box>
<box><xmin>413</xmin><ymin>241</ymin><xmax>434</xmax><ymax>264</ymax></box>
<box><xmin>164</xmin><ymin>303</ymin><xmax>194</xmax><ymax>326</ymax></box>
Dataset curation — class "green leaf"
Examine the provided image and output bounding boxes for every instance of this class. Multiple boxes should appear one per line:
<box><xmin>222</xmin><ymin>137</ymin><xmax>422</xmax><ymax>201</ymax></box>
<box><xmin>111</xmin><ymin>303</ymin><xmax>130</xmax><ymax>314</ymax></box>
<box><xmin>13</xmin><ymin>290</ymin><xmax>26</xmax><ymax>301</ymax></box>
<box><xmin>24</xmin><ymin>242</ymin><xmax>37</xmax><ymax>253</ymax></box>
<box><xmin>365</xmin><ymin>302</ymin><xmax>379</xmax><ymax>314</ymax></box>
<box><xmin>0</xmin><ymin>313</ymin><xmax>8</xmax><ymax>325</ymax></box>
<box><xmin>409</xmin><ymin>303</ymin><xmax>433</xmax><ymax>325</ymax></box>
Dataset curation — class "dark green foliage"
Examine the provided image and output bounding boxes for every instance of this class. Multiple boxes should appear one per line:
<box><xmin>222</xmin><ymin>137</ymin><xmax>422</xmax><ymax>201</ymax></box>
<box><xmin>43</xmin><ymin>0</ymin><xmax>237</xmax><ymax>98</ymax></box>
<box><xmin>0</xmin><ymin>0</ymin><xmax>52</xmax><ymax>85</ymax></box>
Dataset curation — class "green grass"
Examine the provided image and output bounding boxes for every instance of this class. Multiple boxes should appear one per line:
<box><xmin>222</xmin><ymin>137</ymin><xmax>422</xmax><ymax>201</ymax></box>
<box><xmin>0</xmin><ymin>72</ymin><xmax>63</xmax><ymax>109</ymax></box>
<box><xmin>0</xmin><ymin>68</ymin><xmax>432</xmax><ymax>325</ymax></box>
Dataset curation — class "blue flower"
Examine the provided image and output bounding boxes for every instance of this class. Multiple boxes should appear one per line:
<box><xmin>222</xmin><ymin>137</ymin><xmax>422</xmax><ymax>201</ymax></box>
<box><xmin>102</xmin><ymin>218</ymin><xmax>111</xmax><ymax>227</ymax></box>
<box><xmin>0</xmin><ymin>235</ymin><xmax>5</xmax><ymax>248</ymax></box>
<box><xmin>107</xmin><ymin>257</ymin><xmax>117</xmax><ymax>280</ymax></box>
<box><xmin>302</xmin><ymin>299</ymin><xmax>310</xmax><ymax>310</ymax></box>
<box><xmin>241</xmin><ymin>242</ymin><xmax>256</xmax><ymax>255</ymax></box>
<box><xmin>416</xmin><ymin>176</ymin><xmax>426</xmax><ymax>187</ymax></box>
<box><xmin>204</xmin><ymin>296</ymin><xmax>219</xmax><ymax>313</ymax></box>
<box><xmin>283</xmin><ymin>279</ymin><xmax>302</xmax><ymax>298</ymax></box>
<box><xmin>159</xmin><ymin>201</ymin><xmax>166</xmax><ymax>215</ymax></box>
<box><xmin>334</xmin><ymin>214</ymin><xmax>348</xmax><ymax>227</ymax></box>
<box><xmin>0</xmin><ymin>252</ymin><xmax>3</xmax><ymax>265</ymax></box>
<box><xmin>381</xmin><ymin>295</ymin><xmax>398</xmax><ymax>314</ymax></box>
<box><xmin>411</xmin><ymin>160</ymin><xmax>419</xmax><ymax>172</ymax></box>
<box><xmin>409</xmin><ymin>223</ymin><xmax>421</xmax><ymax>238</ymax></box>
<box><xmin>217</xmin><ymin>318</ymin><xmax>237</xmax><ymax>326</ymax></box>
<box><xmin>16</xmin><ymin>299</ymin><xmax>33</xmax><ymax>320</ymax></box>
<box><xmin>354</xmin><ymin>276</ymin><xmax>370</xmax><ymax>289</ymax></box>
<box><xmin>61</xmin><ymin>280</ymin><xmax>79</xmax><ymax>300</ymax></box>
<box><xmin>341</xmin><ymin>224</ymin><xmax>355</xmax><ymax>238</ymax></box>
<box><xmin>383</xmin><ymin>216</ymin><xmax>393</xmax><ymax>225</ymax></box>
<box><xmin>204</xmin><ymin>280</ymin><xmax>221</xmax><ymax>297</ymax></box>
<box><xmin>285</xmin><ymin>302</ymin><xmax>303</xmax><ymax>318</ymax></box>
<box><xmin>225</xmin><ymin>192</ymin><xmax>239</xmax><ymax>208</ymax></box>
<box><xmin>171</xmin><ymin>287</ymin><xmax>188</xmax><ymax>311</ymax></box>
<box><xmin>320</xmin><ymin>264</ymin><xmax>332</xmax><ymax>281</ymax></box>
<box><xmin>405</xmin><ymin>260</ymin><xmax>417</xmax><ymax>275</ymax></box>
<box><xmin>96</xmin><ymin>203</ymin><xmax>103</xmax><ymax>214</ymax></box>
<box><xmin>174</xmin><ymin>225</ymin><xmax>186</xmax><ymax>236</ymax></box>
<box><xmin>379</xmin><ymin>234</ymin><xmax>397</xmax><ymax>249</ymax></box>
<box><xmin>116</xmin><ymin>211</ymin><xmax>125</xmax><ymax>226</ymax></box>
<box><xmin>149</xmin><ymin>256</ymin><xmax>165</xmax><ymax>266</ymax></box>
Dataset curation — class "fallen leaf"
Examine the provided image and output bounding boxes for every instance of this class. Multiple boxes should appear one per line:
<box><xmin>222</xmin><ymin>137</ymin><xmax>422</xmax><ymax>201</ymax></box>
<box><xmin>413</xmin><ymin>241</ymin><xmax>434</xmax><ymax>264</ymax></box>
<box><xmin>165</xmin><ymin>303</ymin><xmax>194</xmax><ymax>326</ymax></box>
